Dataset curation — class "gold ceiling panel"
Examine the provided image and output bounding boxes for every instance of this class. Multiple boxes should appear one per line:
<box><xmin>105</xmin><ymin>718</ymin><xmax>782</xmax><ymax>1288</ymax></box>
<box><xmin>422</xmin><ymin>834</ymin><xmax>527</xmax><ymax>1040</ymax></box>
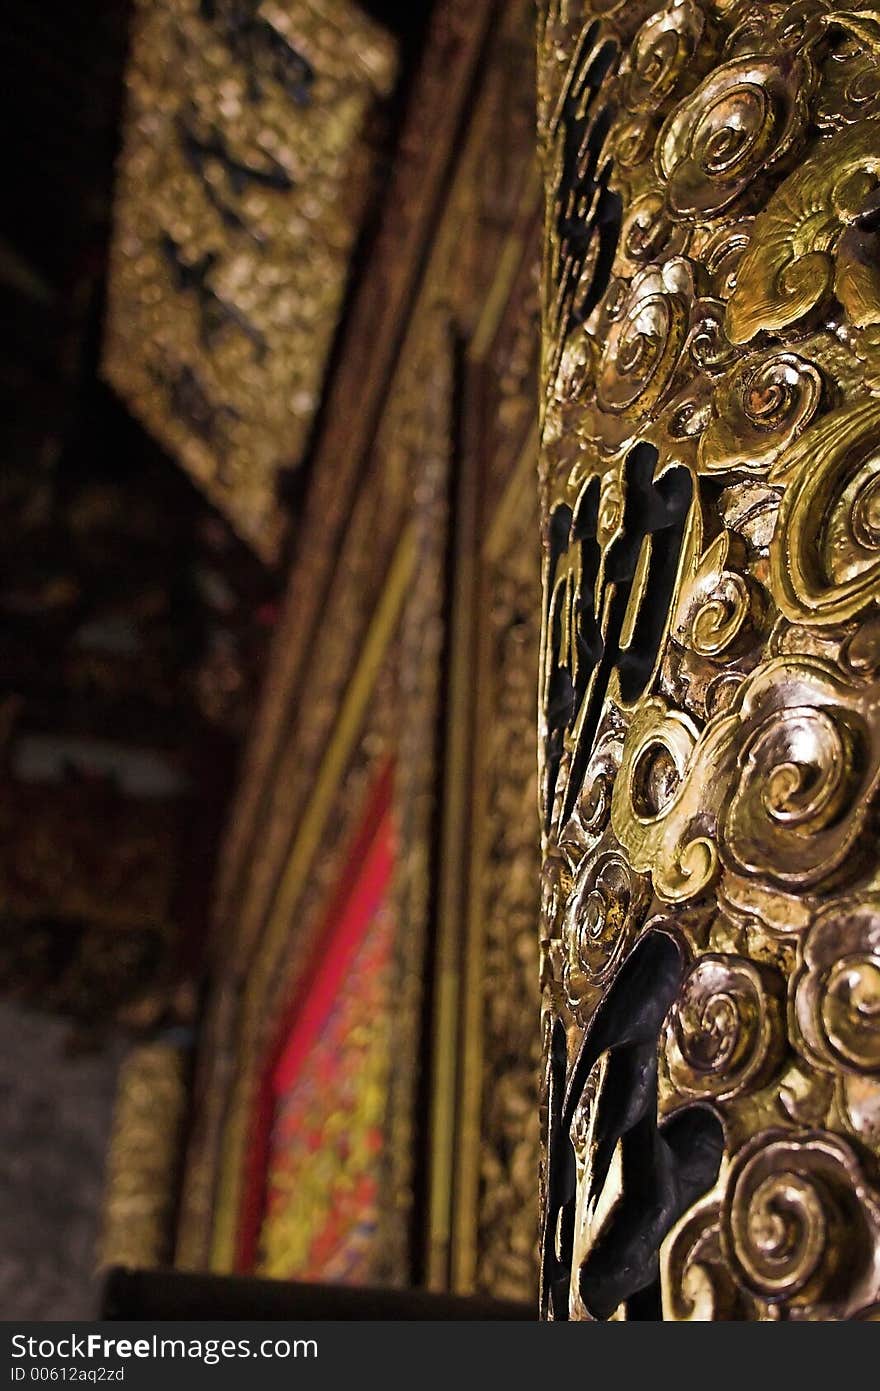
<box><xmin>103</xmin><ymin>0</ymin><xmax>396</xmax><ymax>562</ymax></box>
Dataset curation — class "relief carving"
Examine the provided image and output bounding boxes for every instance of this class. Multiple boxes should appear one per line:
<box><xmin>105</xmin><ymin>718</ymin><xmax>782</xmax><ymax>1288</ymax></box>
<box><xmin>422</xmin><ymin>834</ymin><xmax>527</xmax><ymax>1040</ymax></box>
<box><xmin>538</xmin><ymin>0</ymin><xmax>880</xmax><ymax>1319</ymax></box>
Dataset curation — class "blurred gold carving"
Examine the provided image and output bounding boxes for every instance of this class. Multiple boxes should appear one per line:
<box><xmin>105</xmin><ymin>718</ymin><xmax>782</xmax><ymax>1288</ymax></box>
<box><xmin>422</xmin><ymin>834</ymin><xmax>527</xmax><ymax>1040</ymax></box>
<box><xmin>475</xmin><ymin>468</ymin><xmax>542</xmax><ymax>1301</ymax></box>
<box><xmin>100</xmin><ymin>1042</ymin><xmax>188</xmax><ymax>1270</ymax></box>
<box><xmin>539</xmin><ymin>0</ymin><xmax>880</xmax><ymax>1320</ymax></box>
<box><xmin>461</xmin><ymin>245</ymin><xmax>543</xmax><ymax>1304</ymax></box>
<box><xmin>176</xmin><ymin>0</ymin><xmax>542</xmax><ymax>1288</ymax></box>
<box><xmin>103</xmin><ymin>0</ymin><xmax>396</xmax><ymax>561</ymax></box>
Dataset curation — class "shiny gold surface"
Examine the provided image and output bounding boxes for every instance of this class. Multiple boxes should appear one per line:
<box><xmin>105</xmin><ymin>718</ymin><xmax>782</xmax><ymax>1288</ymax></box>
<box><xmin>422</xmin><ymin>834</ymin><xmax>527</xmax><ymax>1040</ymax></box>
<box><xmin>103</xmin><ymin>0</ymin><xmax>395</xmax><ymax>561</ymax></box>
<box><xmin>539</xmin><ymin>0</ymin><xmax>880</xmax><ymax>1320</ymax></box>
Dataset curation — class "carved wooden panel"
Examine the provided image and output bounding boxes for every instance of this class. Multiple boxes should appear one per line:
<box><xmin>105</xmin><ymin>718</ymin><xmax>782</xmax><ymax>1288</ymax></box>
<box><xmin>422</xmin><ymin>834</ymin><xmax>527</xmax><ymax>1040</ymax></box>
<box><xmin>538</xmin><ymin>0</ymin><xmax>880</xmax><ymax>1320</ymax></box>
<box><xmin>104</xmin><ymin>0</ymin><xmax>395</xmax><ymax>561</ymax></box>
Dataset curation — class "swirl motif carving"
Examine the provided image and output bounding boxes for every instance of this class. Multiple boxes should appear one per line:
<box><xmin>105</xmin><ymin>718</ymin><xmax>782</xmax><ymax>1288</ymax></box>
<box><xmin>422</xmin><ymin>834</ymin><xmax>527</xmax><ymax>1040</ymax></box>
<box><xmin>722</xmin><ymin>1131</ymin><xmax>880</xmax><ymax>1314</ymax></box>
<box><xmin>561</xmin><ymin>848</ymin><xmax>651</xmax><ymax>1005</ymax></box>
<box><xmin>611</xmin><ymin>697</ymin><xmax>718</xmax><ymax>903</ymax></box>
<box><xmin>542</xmin><ymin>722</ymin><xmax>625</xmax><ymax>1006</ymax></box>
<box><xmin>815</xmin><ymin>8</ymin><xmax>880</xmax><ymax>130</ymax></box>
<box><xmin>698</xmin><ymin>350</ymin><xmax>823</xmax><ymax>476</ymax></box>
<box><xmin>686</xmin><ymin>296</ymin><xmax>738</xmax><ymax>377</ymax></box>
<box><xmin>595</xmin><ymin>259</ymin><xmax>695</xmax><ymax>420</ymax></box>
<box><xmin>719</xmin><ymin>659</ymin><xmax>880</xmax><ymax>888</ymax></box>
<box><xmin>539</xmin><ymin>0</ymin><xmax>880</xmax><ymax>1321</ymax></box>
<box><xmin>661</xmin><ymin>1198</ymin><xmax>756</xmax><ymax>1320</ymax></box>
<box><xmin>674</xmin><ymin>530</ymin><xmax>763</xmax><ymax>660</ymax></box>
<box><xmin>771</xmin><ymin>398</ymin><xmax>880</xmax><ymax>625</ymax></box>
<box><xmin>624</xmin><ymin>1</ymin><xmax>708</xmax><ymax>112</ymax></box>
<box><xmin>664</xmin><ymin>953</ymin><xmax>784</xmax><ymax>1101</ymax></box>
<box><xmin>656</xmin><ymin>53</ymin><xmax>813</xmax><ymax>222</ymax></box>
<box><xmin>793</xmin><ymin>895</ymin><xmax>880</xmax><ymax>1075</ymax></box>
<box><xmin>613</xmin><ymin>657</ymin><xmax>880</xmax><ymax>901</ymax></box>
<box><xmin>618</xmin><ymin>190</ymin><xmax>689</xmax><ymax>274</ymax></box>
<box><xmin>702</xmin><ymin>215</ymin><xmax>754</xmax><ymax>298</ymax></box>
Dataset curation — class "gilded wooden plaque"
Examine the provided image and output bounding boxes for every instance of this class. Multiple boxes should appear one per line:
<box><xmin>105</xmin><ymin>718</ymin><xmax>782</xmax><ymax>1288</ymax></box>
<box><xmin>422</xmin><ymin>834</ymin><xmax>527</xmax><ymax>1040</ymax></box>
<box><xmin>538</xmin><ymin>0</ymin><xmax>880</xmax><ymax>1320</ymax></box>
<box><xmin>103</xmin><ymin>0</ymin><xmax>395</xmax><ymax>562</ymax></box>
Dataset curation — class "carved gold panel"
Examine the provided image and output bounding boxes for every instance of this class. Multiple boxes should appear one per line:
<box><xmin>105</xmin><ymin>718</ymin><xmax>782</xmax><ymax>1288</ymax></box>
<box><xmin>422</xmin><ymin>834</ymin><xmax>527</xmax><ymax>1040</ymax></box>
<box><xmin>176</xmin><ymin>0</ymin><xmax>543</xmax><ymax>1289</ymax></box>
<box><xmin>103</xmin><ymin>0</ymin><xmax>395</xmax><ymax>562</ymax></box>
<box><xmin>467</xmin><ymin>439</ymin><xmax>542</xmax><ymax>1304</ymax></box>
<box><xmin>539</xmin><ymin>0</ymin><xmax>880</xmax><ymax>1320</ymax></box>
<box><xmin>428</xmin><ymin>229</ymin><xmax>542</xmax><ymax>1303</ymax></box>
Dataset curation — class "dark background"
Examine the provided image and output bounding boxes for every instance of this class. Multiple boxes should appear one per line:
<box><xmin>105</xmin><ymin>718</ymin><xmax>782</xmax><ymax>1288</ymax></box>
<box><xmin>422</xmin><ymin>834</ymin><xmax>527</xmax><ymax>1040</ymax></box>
<box><xmin>0</xmin><ymin>0</ymin><xmax>435</xmax><ymax>1321</ymax></box>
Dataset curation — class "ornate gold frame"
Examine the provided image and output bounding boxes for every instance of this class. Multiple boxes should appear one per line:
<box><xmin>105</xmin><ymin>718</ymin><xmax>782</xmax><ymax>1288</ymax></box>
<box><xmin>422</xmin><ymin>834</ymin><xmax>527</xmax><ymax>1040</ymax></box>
<box><xmin>177</xmin><ymin>0</ymin><xmax>541</xmax><ymax>1287</ymax></box>
<box><xmin>426</xmin><ymin>221</ymin><xmax>543</xmax><ymax>1300</ymax></box>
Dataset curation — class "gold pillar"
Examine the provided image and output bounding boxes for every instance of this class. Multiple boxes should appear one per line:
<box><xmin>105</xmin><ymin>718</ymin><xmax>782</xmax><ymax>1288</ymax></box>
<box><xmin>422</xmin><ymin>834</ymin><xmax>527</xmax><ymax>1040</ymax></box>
<box><xmin>538</xmin><ymin>0</ymin><xmax>880</xmax><ymax>1320</ymax></box>
<box><xmin>99</xmin><ymin>1042</ymin><xmax>188</xmax><ymax>1272</ymax></box>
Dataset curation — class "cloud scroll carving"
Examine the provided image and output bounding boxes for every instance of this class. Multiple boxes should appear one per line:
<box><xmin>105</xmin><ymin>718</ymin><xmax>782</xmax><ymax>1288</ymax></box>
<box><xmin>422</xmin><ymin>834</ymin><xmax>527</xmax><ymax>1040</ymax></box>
<box><xmin>539</xmin><ymin>0</ymin><xmax>880</xmax><ymax>1320</ymax></box>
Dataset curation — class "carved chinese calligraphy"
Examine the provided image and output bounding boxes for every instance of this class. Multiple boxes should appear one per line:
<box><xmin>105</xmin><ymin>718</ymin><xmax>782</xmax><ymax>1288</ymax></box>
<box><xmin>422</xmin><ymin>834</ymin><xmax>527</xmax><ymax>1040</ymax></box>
<box><xmin>103</xmin><ymin>0</ymin><xmax>395</xmax><ymax>561</ymax></box>
<box><xmin>539</xmin><ymin>0</ymin><xmax>880</xmax><ymax>1320</ymax></box>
